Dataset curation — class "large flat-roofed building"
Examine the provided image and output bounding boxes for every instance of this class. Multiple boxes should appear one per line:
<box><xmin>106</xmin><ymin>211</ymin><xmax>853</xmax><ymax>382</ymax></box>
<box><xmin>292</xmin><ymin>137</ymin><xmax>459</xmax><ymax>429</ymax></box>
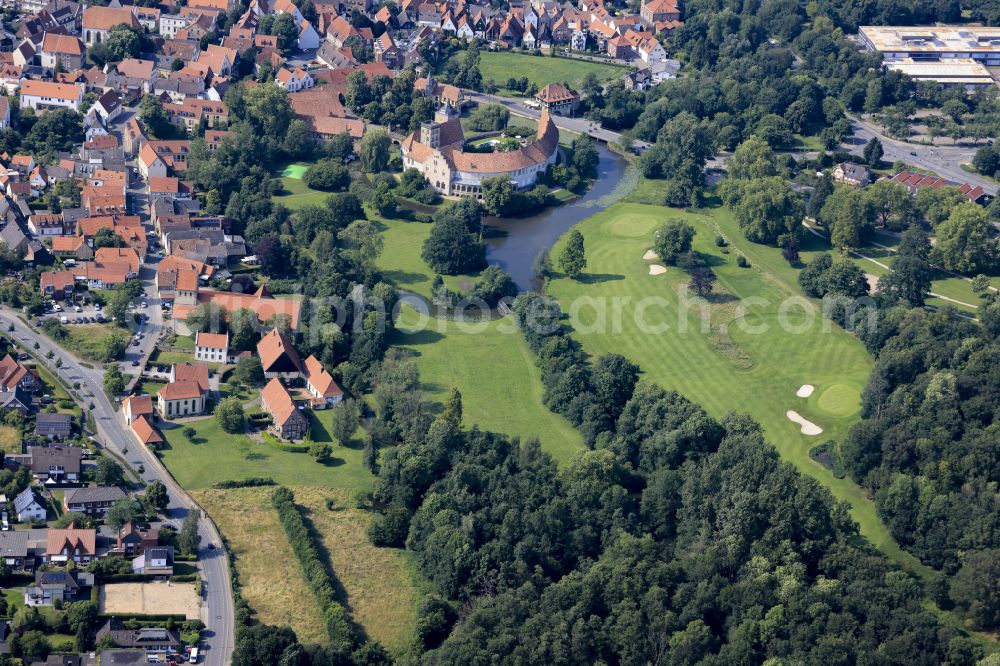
<box><xmin>859</xmin><ymin>26</ymin><xmax>1000</xmax><ymax>65</ymax></box>
<box><xmin>885</xmin><ymin>58</ymin><xmax>995</xmax><ymax>90</ymax></box>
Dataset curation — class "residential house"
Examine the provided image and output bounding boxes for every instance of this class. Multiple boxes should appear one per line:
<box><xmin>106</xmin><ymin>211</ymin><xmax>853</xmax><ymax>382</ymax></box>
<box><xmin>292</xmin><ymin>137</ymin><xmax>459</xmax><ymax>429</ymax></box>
<box><xmin>194</xmin><ymin>332</ymin><xmax>229</xmax><ymax>363</ymax></box>
<box><xmin>0</xmin><ymin>389</ymin><xmax>31</xmax><ymax>415</ymax></box>
<box><xmin>50</xmin><ymin>236</ymin><xmax>92</xmax><ymax>261</ymax></box>
<box><xmin>373</xmin><ymin>32</ymin><xmax>401</xmax><ymax>67</ymax></box>
<box><xmin>131</xmin><ymin>545</ymin><xmax>173</xmax><ymax>577</ymax></box>
<box><xmin>121</xmin><ymin>394</ymin><xmax>153</xmax><ymax>424</ymax></box>
<box><xmin>26</xmin><ymin>570</ymin><xmax>93</xmax><ymax>605</ymax></box>
<box><xmin>44</xmin><ymin>524</ymin><xmax>97</xmax><ymax>563</ymax></box>
<box><xmin>891</xmin><ymin>170</ymin><xmax>991</xmax><ymax>204</ymax></box>
<box><xmin>13</xmin><ymin>487</ymin><xmax>47</xmax><ymax>522</ymax></box>
<box><xmin>156</xmin><ymin>381</ymin><xmax>206</xmax><ymax>418</ymax></box>
<box><xmin>28</xmin><ymin>445</ymin><xmax>84</xmax><ymax>484</ymax></box>
<box><xmin>116</xmin><ymin>521</ymin><xmax>159</xmax><ymax>555</ymax></box>
<box><xmin>275</xmin><ymin>67</ymin><xmax>313</xmax><ymax>92</ymax></box>
<box><xmin>137</xmin><ymin>143</ymin><xmax>167</xmax><ymax>179</ymax></box>
<box><xmin>96</xmin><ymin>621</ymin><xmax>181</xmax><ymax>657</ymax></box>
<box><xmin>534</xmin><ymin>82</ymin><xmax>579</xmax><ymax>116</ymax></box>
<box><xmin>39</xmin><ymin>33</ymin><xmax>85</xmax><ymax>70</ymax></box>
<box><xmin>34</xmin><ymin>413</ymin><xmax>72</xmax><ymax>440</ymax></box>
<box><xmin>89</xmin><ymin>89</ymin><xmax>122</xmax><ymax>123</ymax></box>
<box><xmin>28</xmin><ymin>214</ymin><xmax>64</xmax><ymax>236</ymax></box>
<box><xmin>832</xmin><ymin>162</ymin><xmax>873</xmax><ymax>187</ymax></box>
<box><xmin>19</xmin><ymin>79</ymin><xmax>84</xmax><ymax>111</ymax></box>
<box><xmin>134</xmin><ymin>6</ymin><xmax>160</xmax><ymax>31</ymax></box>
<box><xmin>0</xmin><ymin>354</ymin><xmax>38</xmax><ymax>393</ymax></box>
<box><xmin>258</xmin><ymin>328</ymin><xmax>303</xmax><ymax>378</ymax></box>
<box><xmin>640</xmin><ymin>0</ymin><xmax>680</xmax><ymax>25</ymax></box>
<box><xmin>63</xmin><ymin>486</ymin><xmax>127</xmax><ymax>517</ymax></box>
<box><xmin>164</xmin><ymin>99</ymin><xmax>229</xmax><ymax>131</ymax></box>
<box><xmin>303</xmin><ymin>355</ymin><xmax>342</xmax><ymax>407</ymax></box>
<box><xmin>0</xmin><ymin>531</ymin><xmax>30</xmax><ymax>570</ymax></box>
<box><xmin>260</xmin><ymin>377</ymin><xmax>308</xmax><ymax>440</ymax></box>
<box><xmin>0</xmin><ymin>97</ymin><xmax>9</xmax><ymax>131</ymax></box>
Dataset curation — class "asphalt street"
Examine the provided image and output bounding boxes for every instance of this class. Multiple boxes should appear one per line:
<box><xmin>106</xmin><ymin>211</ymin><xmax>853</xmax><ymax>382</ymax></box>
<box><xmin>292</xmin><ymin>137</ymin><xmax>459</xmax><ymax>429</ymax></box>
<box><xmin>0</xmin><ymin>116</ymin><xmax>235</xmax><ymax>664</ymax></box>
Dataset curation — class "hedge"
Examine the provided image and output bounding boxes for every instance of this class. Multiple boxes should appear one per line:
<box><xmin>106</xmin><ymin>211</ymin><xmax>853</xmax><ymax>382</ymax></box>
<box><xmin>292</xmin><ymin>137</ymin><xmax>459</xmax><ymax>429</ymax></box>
<box><xmin>211</xmin><ymin>477</ymin><xmax>276</xmax><ymax>489</ymax></box>
<box><xmin>263</xmin><ymin>435</ymin><xmax>309</xmax><ymax>453</ymax></box>
<box><xmin>271</xmin><ymin>487</ymin><xmax>354</xmax><ymax>652</ymax></box>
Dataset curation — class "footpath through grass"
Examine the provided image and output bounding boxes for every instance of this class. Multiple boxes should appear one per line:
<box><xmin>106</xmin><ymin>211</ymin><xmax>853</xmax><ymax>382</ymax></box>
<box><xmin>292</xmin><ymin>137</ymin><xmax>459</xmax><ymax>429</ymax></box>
<box><xmin>546</xmin><ymin>201</ymin><xmax>936</xmax><ymax>578</ymax></box>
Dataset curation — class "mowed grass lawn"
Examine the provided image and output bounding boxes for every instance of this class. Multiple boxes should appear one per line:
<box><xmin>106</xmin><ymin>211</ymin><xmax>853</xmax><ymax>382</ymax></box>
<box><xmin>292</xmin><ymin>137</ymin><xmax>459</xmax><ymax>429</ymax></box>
<box><xmin>157</xmin><ymin>417</ymin><xmax>373</xmax><ymax>490</ymax></box>
<box><xmin>546</xmin><ymin>201</ymin><xmax>933</xmax><ymax>578</ymax></box>
<box><xmin>377</xmin><ymin>217</ymin><xmax>482</xmax><ymax>300</ymax></box>
<box><xmin>474</xmin><ymin>52</ymin><xmax>626</xmax><ymax>93</ymax></box>
<box><xmin>273</xmin><ymin>175</ymin><xmax>333</xmax><ymax>210</ymax></box>
<box><xmin>393</xmin><ymin>304</ymin><xmax>583</xmax><ymax>463</ymax></box>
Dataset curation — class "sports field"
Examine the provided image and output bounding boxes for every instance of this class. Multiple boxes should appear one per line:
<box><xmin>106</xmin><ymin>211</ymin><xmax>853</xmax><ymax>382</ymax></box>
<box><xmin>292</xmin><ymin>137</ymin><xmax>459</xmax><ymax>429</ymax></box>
<box><xmin>473</xmin><ymin>52</ymin><xmax>626</xmax><ymax>94</ymax></box>
<box><xmin>100</xmin><ymin>582</ymin><xmax>200</xmax><ymax>619</ymax></box>
<box><xmin>546</xmin><ymin>201</ymin><xmax>933</xmax><ymax>578</ymax></box>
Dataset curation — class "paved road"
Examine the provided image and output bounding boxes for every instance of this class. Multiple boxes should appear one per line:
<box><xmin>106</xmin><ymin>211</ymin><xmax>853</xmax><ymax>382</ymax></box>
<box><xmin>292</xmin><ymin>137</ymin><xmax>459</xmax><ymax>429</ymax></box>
<box><xmin>2</xmin><ymin>306</ymin><xmax>234</xmax><ymax>665</ymax></box>
<box><xmin>845</xmin><ymin>113</ymin><xmax>997</xmax><ymax>195</ymax></box>
<box><xmin>465</xmin><ymin>90</ymin><xmax>648</xmax><ymax>149</ymax></box>
<box><xmin>3</xmin><ymin>109</ymin><xmax>234</xmax><ymax>665</ymax></box>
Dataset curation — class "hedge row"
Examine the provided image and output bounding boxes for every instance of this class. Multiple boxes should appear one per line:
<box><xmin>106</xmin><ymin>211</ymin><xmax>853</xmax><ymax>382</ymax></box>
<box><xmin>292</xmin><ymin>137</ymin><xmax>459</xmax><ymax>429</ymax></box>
<box><xmin>211</xmin><ymin>477</ymin><xmax>276</xmax><ymax>489</ymax></box>
<box><xmin>263</xmin><ymin>437</ymin><xmax>309</xmax><ymax>453</ymax></box>
<box><xmin>271</xmin><ymin>487</ymin><xmax>354</xmax><ymax>653</ymax></box>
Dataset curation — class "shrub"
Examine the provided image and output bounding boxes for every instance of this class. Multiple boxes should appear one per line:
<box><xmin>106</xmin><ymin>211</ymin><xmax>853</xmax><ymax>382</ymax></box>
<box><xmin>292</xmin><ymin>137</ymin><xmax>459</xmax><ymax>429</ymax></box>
<box><xmin>737</xmin><ymin>255</ymin><xmax>749</xmax><ymax>268</ymax></box>
<box><xmin>304</xmin><ymin>160</ymin><xmax>350</xmax><ymax>191</ymax></box>
<box><xmin>211</xmin><ymin>477</ymin><xmax>276</xmax><ymax>489</ymax></box>
<box><xmin>271</xmin><ymin>487</ymin><xmax>356</xmax><ymax>651</ymax></box>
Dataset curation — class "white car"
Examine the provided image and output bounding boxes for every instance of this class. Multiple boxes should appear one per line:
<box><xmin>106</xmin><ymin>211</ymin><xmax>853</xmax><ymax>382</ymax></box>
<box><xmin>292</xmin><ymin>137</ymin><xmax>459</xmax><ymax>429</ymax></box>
<box><xmin>141</xmin><ymin>301</ymin><xmax>148</xmax><ymax>308</ymax></box>
<box><xmin>73</xmin><ymin>305</ymin><xmax>82</xmax><ymax>313</ymax></box>
<box><xmin>53</xmin><ymin>304</ymin><xmax>62</xmax><ymax>312</ymax></box>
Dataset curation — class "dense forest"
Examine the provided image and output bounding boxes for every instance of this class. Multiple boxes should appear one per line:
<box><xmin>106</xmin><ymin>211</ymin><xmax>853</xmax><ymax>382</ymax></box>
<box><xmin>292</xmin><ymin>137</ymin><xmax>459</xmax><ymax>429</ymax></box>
<box><xmin>843</xmin><ymin>304</ymin><xmax>1000</xmax><ymax>632</ymax></box>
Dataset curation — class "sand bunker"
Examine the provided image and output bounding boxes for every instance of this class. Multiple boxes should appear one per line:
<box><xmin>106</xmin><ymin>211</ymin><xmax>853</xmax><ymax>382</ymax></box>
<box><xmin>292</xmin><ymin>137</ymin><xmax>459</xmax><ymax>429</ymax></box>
<box><xmin>796</xmin><ymin>384</ymin><xmax>815</xmax><ymax>398</ymax></box>
<box><xmin>643</xmin><ymin>249</ymin><xmax>658</xmax><ymax>260</ymax></box>
<box><xmin>786</xmin><ymin>410</ymin><xmax>823</xmax><ymax>435</ymax></box>
<box><xmin>648</xmin><ymin>264</ymin><xmax>667</xmax><ymax>275</ymax></box>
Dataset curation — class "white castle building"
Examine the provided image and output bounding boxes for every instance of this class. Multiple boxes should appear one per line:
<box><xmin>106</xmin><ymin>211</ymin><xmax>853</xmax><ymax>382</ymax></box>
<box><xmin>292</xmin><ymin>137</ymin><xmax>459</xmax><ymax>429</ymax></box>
<box><xmin>400</xmin><ymin>103</ymin><xmax>560</xmax><ymax>198</ymax></box>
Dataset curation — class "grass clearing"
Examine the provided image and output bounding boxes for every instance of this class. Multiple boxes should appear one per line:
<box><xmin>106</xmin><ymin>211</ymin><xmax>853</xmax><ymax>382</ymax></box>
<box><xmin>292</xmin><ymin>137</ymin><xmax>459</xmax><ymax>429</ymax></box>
<box><xmin>473</xmin><ymin>52</ymin><xmax>626</xmax><ymax>94</ymax></box>
<box><xmin>295</xmin><ymin>487</ymin><xmax>421</xmax><ymax>654</ymax></box>
<box><xmin>194</xmin><ymin>487</ymin><xmax>329</xmax><ymax>644</ymax></box>
<box><xmin>158</xmin><ymin>417</ymin><xmax>373</xmax><ymax>490</ymax></box>
<box><xmin>377</xmin><ymin>217</ymin><xmax>482</xmax><ymax>300</ymax></box>
<box><xmin>0</xmin><ymin>425</ymin><xmax>21</xmax><ymax>454</ymax></box>
<box><xmin>547</xmin><ymin>201</ymin><xmax>936</xmax><ymax>579</ymax></box>
<box><xmin>59</xmin><ymin>323</ymin><xmax>119</xmax><ymax>362</ymax></box>
<box><xmin>393</xmin><ymin>304</ymin><xmax>583</xmax><ymax>463</ymax></box>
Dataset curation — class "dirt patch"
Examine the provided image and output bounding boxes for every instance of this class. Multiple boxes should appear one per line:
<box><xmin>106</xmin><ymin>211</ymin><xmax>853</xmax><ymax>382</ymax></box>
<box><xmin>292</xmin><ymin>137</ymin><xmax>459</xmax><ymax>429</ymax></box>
<box><xmin>642</xmin><ymin>249</ymin><xmax>658</xmax><ymax>260</ymax></box>
<box><xmin>866</xmin><ymin>274</ymin><xmax>879</xmax><ymax>292</ymax></box>
<box><xmin>796</xmin><ymin>384</ymin><xmax>815</xmax><ymax>398</ymax></box>
<box><xmin>648</xmin><ymin>264</ymin><xmax>666</xmax><ymax>275</ymax></box>
<box><xmin>100</xmin><ymin>582</ymin><xmax>200</xmax><ymax>619</ymax></box>
<box><xmin>786</xmin><ymin>410</ymin><xmax>823</xmax><ymax>436</ymax></box>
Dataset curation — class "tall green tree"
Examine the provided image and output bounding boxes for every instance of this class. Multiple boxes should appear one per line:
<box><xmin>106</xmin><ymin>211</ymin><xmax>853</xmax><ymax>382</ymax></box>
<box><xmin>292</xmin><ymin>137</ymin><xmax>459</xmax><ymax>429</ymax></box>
<box><xmin>559</xmin><ymin>230</ymin><xmax>586</xmax><ymax>279</ymax></box>
<box><xmin>359</xmin><ymin>129</ymin><xmax>391</xmax><ymax>173</ymax></box>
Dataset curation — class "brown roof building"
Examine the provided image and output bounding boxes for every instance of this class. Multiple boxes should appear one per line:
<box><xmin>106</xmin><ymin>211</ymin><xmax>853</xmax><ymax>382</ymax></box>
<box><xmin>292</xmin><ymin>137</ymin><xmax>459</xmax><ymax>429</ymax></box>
<box><xmin>260</xmin><ymin>378</ymin><xmax>308</xmax><ymax>440</ymax></box>
<box><xmin>401</xmin><ymin>105</ymin><xmax>559</xmax><ymax>198</ymax></box>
